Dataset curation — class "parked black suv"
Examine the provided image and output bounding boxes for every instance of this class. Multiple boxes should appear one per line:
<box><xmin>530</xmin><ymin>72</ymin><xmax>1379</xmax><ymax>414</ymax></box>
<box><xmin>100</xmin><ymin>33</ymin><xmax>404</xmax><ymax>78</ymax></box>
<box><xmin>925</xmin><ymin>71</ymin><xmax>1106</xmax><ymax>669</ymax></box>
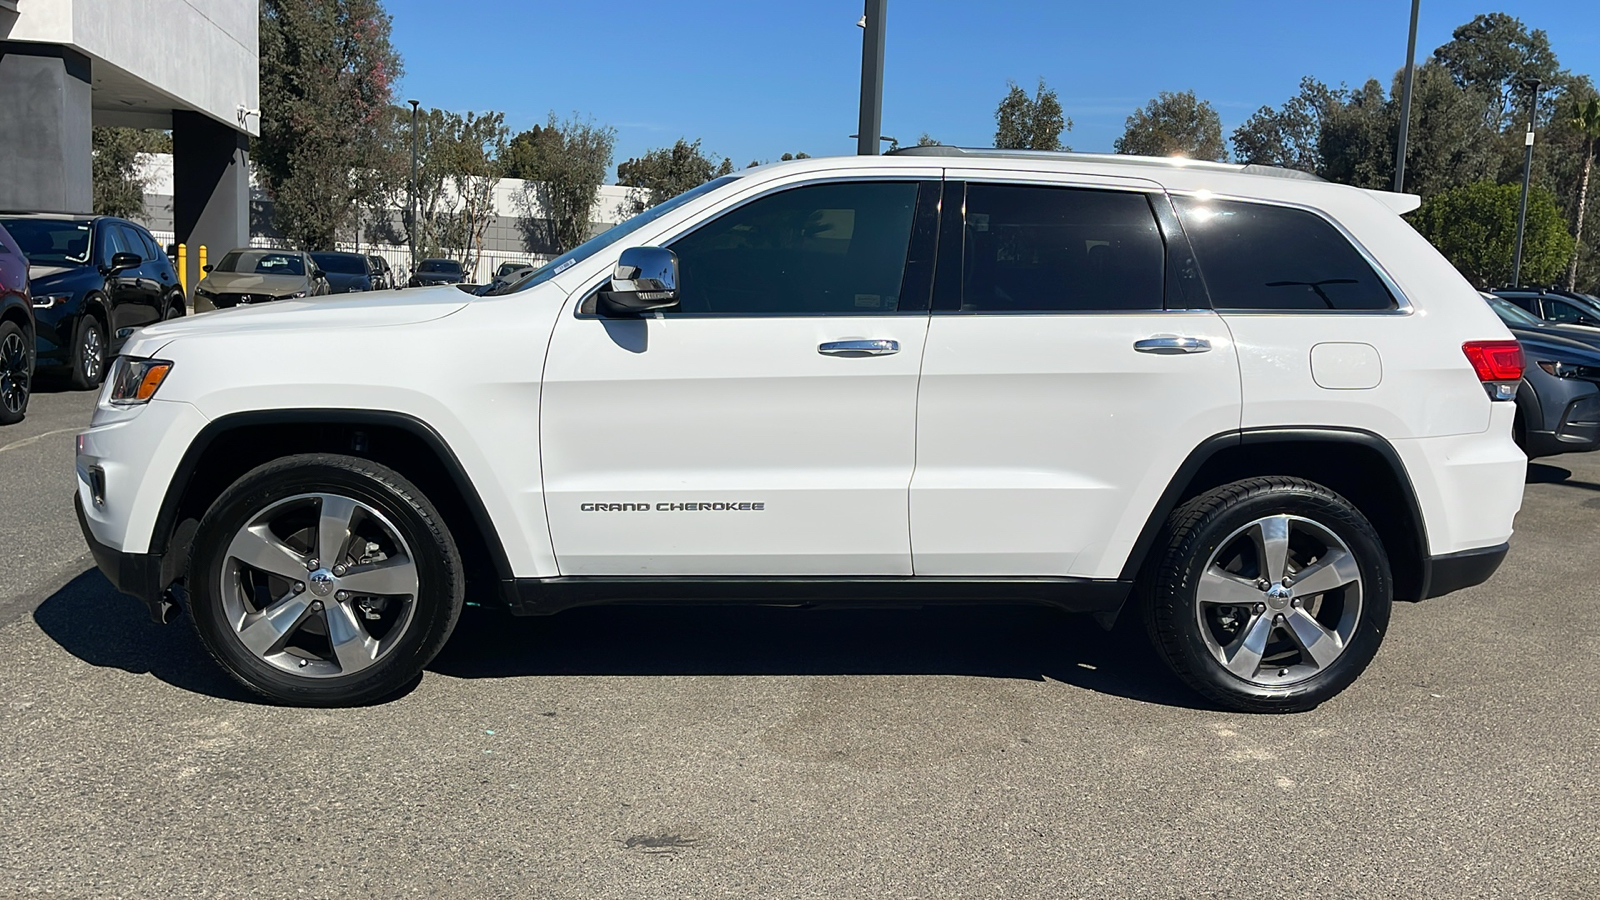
<box><xmin>309</xmin><ymin>252</ymin><xmax>375</xmax><ymax>294</ymax></box>
<box><xmin>408</xmin><ymin>257</ymin><xmax>466</xmax><ymax>287</ymax></box>
<box><xmin>1493</xmin><ymin>288</ymin><xmax>1600</xmax><ymax>330</ymax></box>
<box><xmin>0</xmin><ymin>213</ymin><xmax>185</xmax><ymax>389</ymax></box>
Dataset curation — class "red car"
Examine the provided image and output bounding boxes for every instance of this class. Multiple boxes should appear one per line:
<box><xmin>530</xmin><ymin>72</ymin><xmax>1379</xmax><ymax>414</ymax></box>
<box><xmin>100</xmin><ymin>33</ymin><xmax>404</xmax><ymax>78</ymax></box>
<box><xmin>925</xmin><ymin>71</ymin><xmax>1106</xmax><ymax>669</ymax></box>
<box><xmin>0</xmin><ymin>221</ymin><xmax>33</xmax><ymax>425</ymax></box>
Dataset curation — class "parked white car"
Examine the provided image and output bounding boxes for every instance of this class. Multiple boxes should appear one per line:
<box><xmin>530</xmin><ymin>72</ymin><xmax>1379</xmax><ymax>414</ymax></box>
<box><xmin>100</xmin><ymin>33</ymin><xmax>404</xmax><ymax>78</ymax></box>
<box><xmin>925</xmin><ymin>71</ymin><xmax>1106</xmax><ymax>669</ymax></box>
<box><xmin>76</xmin><ymin>149</ymin><xmax>1526</xmax><ymax>710</ymax></box>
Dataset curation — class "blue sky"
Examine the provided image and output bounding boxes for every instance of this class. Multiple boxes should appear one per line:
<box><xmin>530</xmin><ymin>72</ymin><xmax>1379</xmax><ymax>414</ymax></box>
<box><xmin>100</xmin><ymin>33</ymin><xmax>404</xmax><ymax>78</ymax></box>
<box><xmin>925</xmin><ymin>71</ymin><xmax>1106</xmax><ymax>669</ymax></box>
<box><xmin>386</xmin><ymin>0</ymin><xmax>1598</xmax><ymax>178</ymax></box>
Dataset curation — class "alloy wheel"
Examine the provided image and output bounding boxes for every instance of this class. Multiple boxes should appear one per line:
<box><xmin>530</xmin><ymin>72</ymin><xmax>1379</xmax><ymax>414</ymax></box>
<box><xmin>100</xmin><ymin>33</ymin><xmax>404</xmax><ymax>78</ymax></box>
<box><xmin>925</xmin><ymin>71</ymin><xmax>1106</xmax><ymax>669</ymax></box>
<box><xmin>82</xmin><ymin>324</ymin><xmax>103</xmax><ymax>383</ymax></box>
<box><xmin>218</xmin><ymin>492</ymin><xmax>420</xmax><ymax>678</ymax></box>
<box><xmin>0</xmin><ymin>330</ymin><xmax>27</xmax><ymax>414</ymax></box>
<box><xmin>1193</xmin><ymin>514</ymin><xmax>1363</xmax><ymax>686</ymax></box>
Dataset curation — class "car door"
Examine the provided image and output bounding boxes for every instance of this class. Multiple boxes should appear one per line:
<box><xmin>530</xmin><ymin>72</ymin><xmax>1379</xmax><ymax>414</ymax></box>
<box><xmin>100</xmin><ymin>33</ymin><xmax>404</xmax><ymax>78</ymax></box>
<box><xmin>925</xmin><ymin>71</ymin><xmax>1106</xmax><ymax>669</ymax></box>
<box><xmin>910</xmin><ymin>174</ymin><xmax>1242</xmax><ymax>579</ymax></box>
<box><xmin>97</xmin><ymin>222</ymin><xmax>149</xmax><ymax>336</ymax></box>
<box><xmin>134</xmin><ymin>226</ymin><xmax>179</xmax><ymax>312</ymax></box>
<box><xmin>539</xmin><ymin>176</ymin><xmax>940</xmax><ymax>575</ymax></box>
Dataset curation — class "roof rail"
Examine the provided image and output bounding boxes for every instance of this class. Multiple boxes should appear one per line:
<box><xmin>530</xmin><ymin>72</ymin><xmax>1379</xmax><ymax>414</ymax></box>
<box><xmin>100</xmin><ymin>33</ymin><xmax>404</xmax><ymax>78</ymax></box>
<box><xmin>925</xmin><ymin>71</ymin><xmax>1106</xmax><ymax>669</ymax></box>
<box><xmin>885</xmin><ymin>146</ymin><xmax>1324</xmax><ymax>181</ymax></box>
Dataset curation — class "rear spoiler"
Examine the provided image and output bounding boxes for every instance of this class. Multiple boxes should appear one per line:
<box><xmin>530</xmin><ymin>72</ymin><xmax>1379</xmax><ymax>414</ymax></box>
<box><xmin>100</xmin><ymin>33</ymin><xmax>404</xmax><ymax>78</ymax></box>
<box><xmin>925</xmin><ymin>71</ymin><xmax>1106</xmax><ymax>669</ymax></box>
<box><xmin>1361</xmin><ymin>189</ymin><xmax>1422</xmax><ymax>215</ymax></box>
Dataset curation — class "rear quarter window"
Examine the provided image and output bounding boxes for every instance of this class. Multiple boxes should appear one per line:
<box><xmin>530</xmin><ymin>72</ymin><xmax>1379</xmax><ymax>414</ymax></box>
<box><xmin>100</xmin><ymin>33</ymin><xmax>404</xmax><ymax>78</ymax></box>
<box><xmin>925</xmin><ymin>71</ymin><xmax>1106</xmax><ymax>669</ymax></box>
<box><xmin>1174</xmin><ymin>197</ymin><xmax>1395</xmax><ymax>311</ymax></box>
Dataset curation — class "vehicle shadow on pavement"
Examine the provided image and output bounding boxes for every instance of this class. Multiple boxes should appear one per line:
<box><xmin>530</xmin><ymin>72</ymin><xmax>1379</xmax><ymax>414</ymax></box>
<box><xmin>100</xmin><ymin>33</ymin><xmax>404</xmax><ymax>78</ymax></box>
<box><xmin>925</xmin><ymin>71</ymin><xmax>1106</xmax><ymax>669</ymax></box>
<box><xmin>430</xmin><ymin>603</ymin><xmax>1214</xmax><ymax>710</ymax></box>
<box><xmin>32</xmin><ymin>569</ymin><xmax>1210</xmax><ymax>710</ymax></box>
<box><xmin>1526</xmin><ymin>462</ymin><xmax>1600</xmax><ymax>492</ymax></box>
<box><xmin>32</xmin><ymin>568</ymin><xmax>258</xmax><ymax>703</ymax></box>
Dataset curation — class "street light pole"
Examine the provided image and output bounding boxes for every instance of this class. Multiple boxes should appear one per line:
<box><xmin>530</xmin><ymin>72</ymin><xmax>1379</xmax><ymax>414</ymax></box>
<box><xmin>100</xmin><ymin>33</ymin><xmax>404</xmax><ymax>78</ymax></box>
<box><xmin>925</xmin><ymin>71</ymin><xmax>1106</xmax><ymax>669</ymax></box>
<box><xmin>408</xmin><ymin>98</ymin><xmax>420</xmax><ymax>269</ymax></box>
<box><xmin>857</xmin><ymin>0</ymin><xmax>886</xmax><ymax>156</ymax></box>
<box><xmin>1393</xmin><ymin>0</ymin><xmax>1420</xmax><ymax>192</ymax></box>
<box><xmin>1511</xmin><ymin>79</ymin><xmax>1542</xmax><ymax>288</ymax></box>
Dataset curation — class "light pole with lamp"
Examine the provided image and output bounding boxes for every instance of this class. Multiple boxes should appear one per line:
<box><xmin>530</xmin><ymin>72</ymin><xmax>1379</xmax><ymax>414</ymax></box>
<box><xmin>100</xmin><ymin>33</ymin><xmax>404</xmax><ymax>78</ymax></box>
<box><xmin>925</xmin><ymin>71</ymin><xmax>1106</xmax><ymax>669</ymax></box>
<box><xmin>1511</xmin><ymin>79</ymin><xmax>1542</xmax><ymax>288</ymax></box>
<box><xmin>408</xmin><ymin>98</ymin><xmax>420</xmax><ymax>272</ymax></box>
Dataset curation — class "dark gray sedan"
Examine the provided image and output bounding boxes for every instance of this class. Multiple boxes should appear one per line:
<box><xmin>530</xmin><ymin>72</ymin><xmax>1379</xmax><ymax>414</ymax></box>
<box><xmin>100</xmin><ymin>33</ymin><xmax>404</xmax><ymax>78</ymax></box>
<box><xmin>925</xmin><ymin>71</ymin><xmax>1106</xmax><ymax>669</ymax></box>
<box><xmin>1485</xmin><ymin>293</ymin><xmax>1600</xmax><ymax>458</ymax></box>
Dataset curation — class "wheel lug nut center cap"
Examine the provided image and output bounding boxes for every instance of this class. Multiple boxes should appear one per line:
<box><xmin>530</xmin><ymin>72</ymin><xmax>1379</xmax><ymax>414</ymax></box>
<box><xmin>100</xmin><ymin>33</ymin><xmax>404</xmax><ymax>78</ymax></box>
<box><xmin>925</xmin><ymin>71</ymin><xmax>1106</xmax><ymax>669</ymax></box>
<box><xmin>1265</xmin><ymin>583</ymin><xmax>1293</xmax><ymax>610</ymax></box>
<box><xmin>308</xmin><ymin>569</ymin><xmax>337</xmax><ymax>597</ymax></box>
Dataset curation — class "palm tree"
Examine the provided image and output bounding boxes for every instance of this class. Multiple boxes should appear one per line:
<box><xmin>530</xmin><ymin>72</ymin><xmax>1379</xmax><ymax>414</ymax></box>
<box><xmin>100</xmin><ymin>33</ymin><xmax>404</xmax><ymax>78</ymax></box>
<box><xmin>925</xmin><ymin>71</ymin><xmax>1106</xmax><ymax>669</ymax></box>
<box><xmin>1568</xmin><ymin>96</ymin><xmax>1600</xmax><ymax>291</ymax></box>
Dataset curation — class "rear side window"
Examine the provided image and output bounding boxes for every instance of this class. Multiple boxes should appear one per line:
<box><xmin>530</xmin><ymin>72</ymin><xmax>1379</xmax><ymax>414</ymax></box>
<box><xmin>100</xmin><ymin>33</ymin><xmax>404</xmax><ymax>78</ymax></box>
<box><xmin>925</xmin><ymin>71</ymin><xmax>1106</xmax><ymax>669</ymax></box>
<box><xmin>960</xmin><ymin>184</ymin><xmax>1165</xmax><ymax>313</ymax></box>
<box><xmin>669</xmin><ymin>181</ymin><xmax>918</xmax><ymax>314</ymax></box>
<box><xmin>1174</xmin><ymin>197</ymin><xmax>1394</xmax><ymax>311</ymax></box>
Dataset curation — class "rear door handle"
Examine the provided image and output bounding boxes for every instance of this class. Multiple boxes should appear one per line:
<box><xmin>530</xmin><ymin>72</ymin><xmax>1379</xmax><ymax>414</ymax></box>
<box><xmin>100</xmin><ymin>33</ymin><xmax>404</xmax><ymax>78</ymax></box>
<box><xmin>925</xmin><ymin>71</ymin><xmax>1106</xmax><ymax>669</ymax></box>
<box><xmin>819</xmin><ymin>339</ymin><xmax>899</xmax><ymax>356</ymax></box>
<box><xmin>1133</xmin><ymin>336</ymin><xmax>1211</xmax><ymax>354</ymax></box>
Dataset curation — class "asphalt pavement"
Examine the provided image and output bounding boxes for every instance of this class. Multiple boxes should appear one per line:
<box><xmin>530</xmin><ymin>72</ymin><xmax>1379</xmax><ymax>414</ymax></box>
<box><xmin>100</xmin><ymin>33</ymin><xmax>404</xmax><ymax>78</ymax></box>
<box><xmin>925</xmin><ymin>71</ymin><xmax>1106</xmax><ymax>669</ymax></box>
<box><xmin>1</xmin><ymin>387</ymin><xmax>1596</xmax><ymax>898</ymax></box>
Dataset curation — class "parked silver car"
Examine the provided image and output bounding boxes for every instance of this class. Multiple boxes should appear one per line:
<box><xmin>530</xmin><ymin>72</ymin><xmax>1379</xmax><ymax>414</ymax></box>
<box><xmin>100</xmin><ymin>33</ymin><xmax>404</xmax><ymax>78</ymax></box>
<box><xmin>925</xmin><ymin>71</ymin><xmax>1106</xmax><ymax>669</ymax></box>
<box><xmin>193</xmin><ymin>249</ymin><xmax>330</xmax><ymax>311</ymax></box>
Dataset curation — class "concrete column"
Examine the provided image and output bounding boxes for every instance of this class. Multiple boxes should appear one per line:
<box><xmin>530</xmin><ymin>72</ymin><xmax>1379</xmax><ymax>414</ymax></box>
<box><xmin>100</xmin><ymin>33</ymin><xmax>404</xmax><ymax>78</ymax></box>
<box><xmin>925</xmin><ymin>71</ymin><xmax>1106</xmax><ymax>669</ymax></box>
<box><xmin>0</xmin><ymin>42</ymin><xmax>92</xmax><ymax>213</ymax></box>
<box><xmin>172</xmin><ymin>111</ymin><xmax>249</xmax><ymax>294</ymax></box>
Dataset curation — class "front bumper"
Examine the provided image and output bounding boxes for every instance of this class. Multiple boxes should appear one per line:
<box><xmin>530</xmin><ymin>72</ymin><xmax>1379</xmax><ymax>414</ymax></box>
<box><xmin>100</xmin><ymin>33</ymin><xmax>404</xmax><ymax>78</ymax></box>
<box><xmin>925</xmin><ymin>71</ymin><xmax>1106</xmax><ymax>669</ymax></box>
<box><xmin>76</xmin><ymin>492</ymin><xmax>176</xmax><ymax>622</ymax></box>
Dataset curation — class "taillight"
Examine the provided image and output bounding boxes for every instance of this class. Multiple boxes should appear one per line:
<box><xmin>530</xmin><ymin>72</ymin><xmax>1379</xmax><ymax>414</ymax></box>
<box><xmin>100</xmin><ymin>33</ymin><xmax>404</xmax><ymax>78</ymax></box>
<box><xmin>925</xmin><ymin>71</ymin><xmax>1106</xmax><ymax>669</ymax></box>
<box><xmin>1463</xmin><ymin>340</ymin><xmax>1523</xmax><ymax>401</ymax></box>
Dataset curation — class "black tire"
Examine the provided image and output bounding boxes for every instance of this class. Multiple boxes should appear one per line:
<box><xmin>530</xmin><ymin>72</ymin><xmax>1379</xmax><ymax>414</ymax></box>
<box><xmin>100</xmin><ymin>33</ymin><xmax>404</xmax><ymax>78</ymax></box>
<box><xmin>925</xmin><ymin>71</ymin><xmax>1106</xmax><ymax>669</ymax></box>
<box><xmin>68</xmin><ymin>312</ymin><xmax>107</xmax><ymax>390</ymax></box>
<box><xmin>0</xmin><ymin>318</ymin><xmax>31</xmax><ymax>425</ymax></box>
<box><xmin>188</xmin><ymin>454</ymin><xmax>465</xmax><ymax>706</ymax></box>
<box><xmin>162</xmin><ymin>293</ymin><xmax>187</xmax><ymax>320</ymax></box>
<box><xmin>1143</xmin><ymin>477</ymin><xmax>1392</xmax><ymax>713</ymax></box>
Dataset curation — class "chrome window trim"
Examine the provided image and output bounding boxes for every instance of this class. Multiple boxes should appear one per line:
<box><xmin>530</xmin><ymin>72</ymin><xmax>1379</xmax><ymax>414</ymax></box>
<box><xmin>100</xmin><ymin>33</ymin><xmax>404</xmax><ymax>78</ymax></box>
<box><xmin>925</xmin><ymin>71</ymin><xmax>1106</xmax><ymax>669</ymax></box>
<box><xmin>1165</xmin><ymin>189</ymin><xmax>1415</xmax><ymax>316</ymax></box>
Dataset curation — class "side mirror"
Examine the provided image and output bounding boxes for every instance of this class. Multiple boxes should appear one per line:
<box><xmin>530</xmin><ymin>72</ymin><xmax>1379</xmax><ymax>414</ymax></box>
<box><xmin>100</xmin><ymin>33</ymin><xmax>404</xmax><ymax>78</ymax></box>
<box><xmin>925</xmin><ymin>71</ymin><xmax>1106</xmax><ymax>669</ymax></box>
<box><xmin>312</xmin><ymin>268</ymin><xmax>327</xmax><ymax>279</ymax></box>
<box><xmin>1581</xmin><ymin>317</ymin><xmax>1600</xmax><ymax>328</ymax></box>
<box><xmin>108</xmin><ymin>251</ymin><xmax>141</xmax><ymax>274</ymax></box>
<box><xmin>598</xmin><ymin>246</ymin><xmax>679</xmax><ymax>316</ymax></box>
<box><xmin>202</xmin><ymin>264</ymin><xmax>213</xmax><ymax>273</ymax></box>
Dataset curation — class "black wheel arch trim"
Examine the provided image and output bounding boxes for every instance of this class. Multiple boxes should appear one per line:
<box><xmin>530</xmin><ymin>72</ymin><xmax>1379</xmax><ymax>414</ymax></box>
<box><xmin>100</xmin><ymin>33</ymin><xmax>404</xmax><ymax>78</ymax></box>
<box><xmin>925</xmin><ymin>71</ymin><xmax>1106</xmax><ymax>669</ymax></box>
<box><xmin>149</xmin><ymin>408</ymin><xmax>516</xmax><ymax>584</ymax></box>
<box><xmin>1117</xmin><ymin>426</ymin><xmax>1433</xmax><ymax>598</ymax></box>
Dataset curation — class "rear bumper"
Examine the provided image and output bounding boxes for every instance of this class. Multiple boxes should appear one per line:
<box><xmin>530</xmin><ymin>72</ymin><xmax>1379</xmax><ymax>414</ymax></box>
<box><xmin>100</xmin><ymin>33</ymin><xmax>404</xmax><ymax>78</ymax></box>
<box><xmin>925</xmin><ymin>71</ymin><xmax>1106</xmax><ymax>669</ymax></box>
<box><xmin>1421</xmin><ymin>542</ymin><xmax>1510</xmax><ymax>599</ymax></box>
<box><xmin>76</xmin><ymin>492</ymin><xmax>175</xmax><ymax>622</ymax></box>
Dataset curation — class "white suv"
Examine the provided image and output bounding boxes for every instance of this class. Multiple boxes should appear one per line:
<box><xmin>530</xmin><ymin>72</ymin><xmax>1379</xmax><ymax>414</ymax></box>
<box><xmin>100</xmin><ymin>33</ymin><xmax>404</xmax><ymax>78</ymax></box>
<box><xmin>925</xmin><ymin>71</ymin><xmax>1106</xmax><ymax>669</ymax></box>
<box><xmin>75</xmin><ymin>149</ymin><xmax>1527</xmax><ymax>711</ymax></box>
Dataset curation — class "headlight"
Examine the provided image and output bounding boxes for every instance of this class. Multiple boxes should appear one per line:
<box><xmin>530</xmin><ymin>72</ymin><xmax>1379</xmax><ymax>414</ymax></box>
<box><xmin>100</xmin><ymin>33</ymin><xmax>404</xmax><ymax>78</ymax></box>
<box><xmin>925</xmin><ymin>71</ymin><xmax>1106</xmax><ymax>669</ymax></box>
<box><xmin>1537</xmin><ymin>360</ymin><xmax>1600</xmax><ymax>380</ymax></box>
<box><xmin>33</xmin><ymin>293</ymin><xmax>71</xmax><ymax>309</ymax></box>
<box><xmin>277</xmin><ymin>290</ymin><xmax>307</xmax><ymax>300</ymax></box>
<box><xmin>195</xmin><ymin>286</ymin><xmax>216</xmax><ymax>298</ymax></box>
<box><xmin>106</xmin><ymin>357</ymin><xmax>174</xmax><ymax>406</ymax></box>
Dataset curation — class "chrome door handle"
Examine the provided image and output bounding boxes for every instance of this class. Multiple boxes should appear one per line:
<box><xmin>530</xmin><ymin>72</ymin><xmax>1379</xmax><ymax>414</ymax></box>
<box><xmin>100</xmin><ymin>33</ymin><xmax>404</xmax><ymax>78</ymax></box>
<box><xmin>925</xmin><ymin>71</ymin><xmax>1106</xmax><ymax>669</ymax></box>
<box><xmin>819</xmin><ymin>339</ymin><xmax>899</xmax><ymax>356</ymax></box>
<box><xmin>1133</xmin><ymin>336</ymin><xmax>1211</xmax><ymax>354</ymax></box>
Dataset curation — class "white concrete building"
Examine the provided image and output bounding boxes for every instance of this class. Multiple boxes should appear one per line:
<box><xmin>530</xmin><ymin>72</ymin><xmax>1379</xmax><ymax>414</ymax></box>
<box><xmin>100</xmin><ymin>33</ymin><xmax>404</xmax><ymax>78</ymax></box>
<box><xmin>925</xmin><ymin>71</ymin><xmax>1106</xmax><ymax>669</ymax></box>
<box><xmin>1</xmin><ymin>0</ymin><xmax>257</xmax><ymax>288</ymax></box>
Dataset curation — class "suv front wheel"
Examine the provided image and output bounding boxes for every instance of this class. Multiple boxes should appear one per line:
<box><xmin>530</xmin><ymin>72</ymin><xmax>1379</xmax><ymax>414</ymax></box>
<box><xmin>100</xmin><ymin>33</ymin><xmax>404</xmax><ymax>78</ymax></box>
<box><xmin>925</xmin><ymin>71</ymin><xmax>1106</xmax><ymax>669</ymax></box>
<box><xmin>1145</xmin><ymin>477</ymin><xmax>1392</xmax><ymax>713</ymax></box>
<box><xmin>188</xmin><ymin>454</ymin><xmax>465</xmax><ymax>706</ymax></box>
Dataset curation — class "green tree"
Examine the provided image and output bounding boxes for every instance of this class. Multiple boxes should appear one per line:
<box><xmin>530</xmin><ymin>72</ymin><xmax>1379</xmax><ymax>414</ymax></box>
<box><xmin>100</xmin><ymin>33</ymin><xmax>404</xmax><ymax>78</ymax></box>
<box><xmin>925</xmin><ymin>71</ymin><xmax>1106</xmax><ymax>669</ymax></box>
<box><xmin>91</xmin><ymin>127</ymin><xmax>168</xmax><ymax>218</ymax></box>
<box><xmin>616</xmin><ymin>139</ymin><xmax>733</xmax><ymax>215</ymax></box>
<box><xmin>1114</xmin><ymin>90</ymin><xmax>1226</xmax><ymax>161</ymax></box>
<box><xmin>257</xmin><ymin>0</ymin><xmax>401</xmax><ymax>250</ymax></box>
<box><xmin>1433</xmin><ymin>12</ymin><xmax>1567</xmax><ymax>131</ymax></box>
<box><xmin>1231</xmin><ymin>78</ymin><xmax>1339</xmax><ymax>173</ymax></box>
<box><xmin>1317</xmin><ymin>78</ymin><xmax>1395</xmax><ymax>190</ymax></box>
<box><xmin>915</xmin><ymin>133</ymin><xmax>941</xmax><ymax>147</ymax></box>
<box><xmin>994</xmin><ymin>78</ymin><xmax>1069</xmax><ymax>151</ymax></box>
<box><xmin>1413</xmin><ymin>181</ymin><xmax>1574</xmax><ymax>288</ymax></box>
<box><xmin>1565</xmin><ymin>95</ymin><xmax>1600</xmax><ymax>290</ymax></box>
<box><xmin>505</xmin><ymin>114</ymin><xmax>616</xmax><ymax>253</ymax></box>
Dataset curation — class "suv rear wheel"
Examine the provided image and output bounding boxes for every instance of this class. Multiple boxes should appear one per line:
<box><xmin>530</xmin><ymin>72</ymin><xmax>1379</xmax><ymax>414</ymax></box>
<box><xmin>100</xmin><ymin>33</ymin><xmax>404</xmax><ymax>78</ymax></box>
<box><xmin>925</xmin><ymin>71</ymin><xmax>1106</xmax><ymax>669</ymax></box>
<box><xmin>187</xmin><ymin>454</ymin><xmax>464</xmax><ymax>706</ymax></box>
<box><xmin>1144</xmin><ymin>477</ymin><xmax>1392</xmax><ymax>713</ymax></box>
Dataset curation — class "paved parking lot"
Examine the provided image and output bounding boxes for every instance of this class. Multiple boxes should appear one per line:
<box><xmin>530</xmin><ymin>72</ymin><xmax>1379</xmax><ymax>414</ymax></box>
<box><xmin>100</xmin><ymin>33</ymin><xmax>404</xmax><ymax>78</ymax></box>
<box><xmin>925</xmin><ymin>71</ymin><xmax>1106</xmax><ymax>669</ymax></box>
<box><xmin>2</xmin><ymin>387</ymin><xmax>1596</xmax><ymax>898</ymax></box>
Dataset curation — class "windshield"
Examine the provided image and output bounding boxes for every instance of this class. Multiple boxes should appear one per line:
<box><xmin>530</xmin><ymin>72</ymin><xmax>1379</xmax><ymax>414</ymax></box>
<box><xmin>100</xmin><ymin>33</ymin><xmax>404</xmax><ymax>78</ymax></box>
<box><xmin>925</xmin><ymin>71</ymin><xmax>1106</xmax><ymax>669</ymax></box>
<box><xmin>0</xmin><ymin>218</ymin><xmax>93</xmax><ymax>266</ymax></box>
<box><xmin>493</xmin><ymin>174</ymin><xmax>742</xmax><ymax>295</ymax></box>
<box><xmin>1485</xmin><ymin>294</ymin><xmax>1547</xmax><ymax>328</ymax></box>
<box><xmin>419</xmin><ymin>259</ymin><xmax>462</xmax><ymax>273</ymax></box>
<box><xmin>312</xmin><ymin>253</ymin><xmax>369</xmax><ymax>275</ymax></box>
<box><xmin>216</xmin><ymin>250</ymin><xmax>306</xmax><ymax>276</ymax></box>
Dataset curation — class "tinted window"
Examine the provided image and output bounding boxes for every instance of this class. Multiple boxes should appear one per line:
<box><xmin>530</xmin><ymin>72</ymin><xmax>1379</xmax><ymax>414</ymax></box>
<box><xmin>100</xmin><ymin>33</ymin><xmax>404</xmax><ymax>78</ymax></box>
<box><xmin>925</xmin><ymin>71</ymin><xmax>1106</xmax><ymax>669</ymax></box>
<box><xmin>960</xmin><ymin>184</ymin><xmax>1164</xmax><ymax>312</ymax></box>
<box><xmin>419</xmin><ymin>259</ymin><xmax>462</xmax><ymax>273</ymax></box>
<box><xmin>312</xmin><ymin>253</ymin><xmax>370</xmax><ymax>274</ymax></box>
<box><xmin>115</xmin><ymin>225</ymin><xmax>149</xmax><ymax>261</ymax></box>
<box><xmin>669</xmin><ymin>181</ymin><xmax>918</xmax><ymax>314</ymax></box>
<box><xmin>136</xmin><ymin>228</ymin><xmax>163</xmax><ymax>261</ymax></box>
<box><xmin>1543</xmin><ymin>299</ymin><xmax>1598</xmax><ymax>325</ymax></box>
<box><xmin>100</xmin><ymin>223</ymin><xmax>132</xmax><ymax>265</ymax></box>
<box><xmin>1175</xmin><ymin>197</ymin><xmax>1394</xmax><ymax>311</ymax></box>
<box><xmin>0</xmin><ymin>219</ymin><xmax>93</xmax><ymax>265</ymax></box>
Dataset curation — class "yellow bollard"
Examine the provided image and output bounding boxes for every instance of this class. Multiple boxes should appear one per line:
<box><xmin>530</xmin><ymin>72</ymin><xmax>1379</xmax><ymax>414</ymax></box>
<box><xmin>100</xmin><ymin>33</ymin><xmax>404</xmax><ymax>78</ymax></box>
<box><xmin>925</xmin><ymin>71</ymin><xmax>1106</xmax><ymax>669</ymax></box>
<box><xmin>198</xmin><ymin>245</ymin><xmax>207</xmax><ymax>278</ymax></box>
<box><xmin>177</xmin><ymin>243</ymin><xmax>187</xmax><ymax>297</ymax></box>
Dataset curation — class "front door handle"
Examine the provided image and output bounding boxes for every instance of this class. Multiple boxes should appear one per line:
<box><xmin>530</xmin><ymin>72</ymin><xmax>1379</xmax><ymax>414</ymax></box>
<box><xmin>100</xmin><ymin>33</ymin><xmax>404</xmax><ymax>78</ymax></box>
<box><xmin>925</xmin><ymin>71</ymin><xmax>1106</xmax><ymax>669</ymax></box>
<box><xmin>1133</xmin><ymin>336</ymin><xmax>1211</xmax><ymax>355</ymax></box>
<box><xmin>819</xmin><ymin>339</ymin><xmax>899</xmax><ymax>356</ymax></box>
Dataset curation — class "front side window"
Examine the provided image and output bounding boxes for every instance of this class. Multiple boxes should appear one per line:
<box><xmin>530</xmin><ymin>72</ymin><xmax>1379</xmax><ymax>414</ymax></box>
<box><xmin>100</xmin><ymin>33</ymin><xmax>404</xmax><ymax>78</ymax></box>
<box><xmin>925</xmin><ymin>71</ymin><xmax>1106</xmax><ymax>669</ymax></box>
<box><xmin>116</xmin><ymin>225</ymin><xmax>149</xmax><ymax>261</ymax></box>
<box><xmin>100</xmin><ymin>222</ymin><xmax>132</xmax><ymax>266</ymax></box>
<box><xmin>959</xmin><ymin>184</ymin><xmax>1165</xmax><ymax>313</ymax></box>
<box><xmin>1174</xmin><ymin>197</ymin><xmax>1395</xmax><ymax>311</ymax></box>
<box><xmin>1543</xmin><ymin>298</ymin><xmax>1598</xmax><ymax>325</ymax></box>
<box><xmin>668</xmin><ymin>180</ymin><xmax>918</xmax><ymax>314</ymax></box>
